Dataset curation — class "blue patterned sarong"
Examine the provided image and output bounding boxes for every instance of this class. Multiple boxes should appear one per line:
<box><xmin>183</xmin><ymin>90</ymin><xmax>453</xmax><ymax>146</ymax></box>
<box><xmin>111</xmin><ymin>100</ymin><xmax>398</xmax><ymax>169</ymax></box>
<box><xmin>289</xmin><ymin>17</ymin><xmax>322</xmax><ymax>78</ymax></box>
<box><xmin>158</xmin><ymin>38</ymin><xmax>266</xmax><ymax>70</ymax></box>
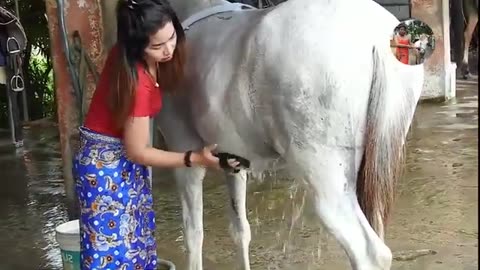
<box><xmin>73</xmin><ymin>127</ymin><xmax>157</xmax><ymax>270</ymax></box>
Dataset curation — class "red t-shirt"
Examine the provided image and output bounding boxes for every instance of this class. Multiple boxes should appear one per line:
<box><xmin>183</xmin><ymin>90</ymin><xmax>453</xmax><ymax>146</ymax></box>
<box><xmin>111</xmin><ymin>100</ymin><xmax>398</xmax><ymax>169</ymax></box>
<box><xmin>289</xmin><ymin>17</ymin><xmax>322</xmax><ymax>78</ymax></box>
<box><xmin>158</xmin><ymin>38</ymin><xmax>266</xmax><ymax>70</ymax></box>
<box><xmin>84</xmin><ymin>45</ymin><xmax>162</xmax><ymax>138</ymax></box>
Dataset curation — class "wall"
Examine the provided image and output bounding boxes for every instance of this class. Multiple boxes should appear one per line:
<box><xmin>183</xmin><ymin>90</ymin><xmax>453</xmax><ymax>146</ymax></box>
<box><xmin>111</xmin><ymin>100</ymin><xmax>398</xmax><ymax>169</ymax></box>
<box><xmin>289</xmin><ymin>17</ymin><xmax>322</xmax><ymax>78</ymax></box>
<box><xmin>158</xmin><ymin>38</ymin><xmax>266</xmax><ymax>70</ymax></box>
<box><xmin>374</xmin><ymin>0</ymin><xmax>411</xmax><ymax>21</ymax></box>
<box><xmin>412</xmin><ymin>0</ymin><xmax>455</xmax><ymax>100</ymax></box>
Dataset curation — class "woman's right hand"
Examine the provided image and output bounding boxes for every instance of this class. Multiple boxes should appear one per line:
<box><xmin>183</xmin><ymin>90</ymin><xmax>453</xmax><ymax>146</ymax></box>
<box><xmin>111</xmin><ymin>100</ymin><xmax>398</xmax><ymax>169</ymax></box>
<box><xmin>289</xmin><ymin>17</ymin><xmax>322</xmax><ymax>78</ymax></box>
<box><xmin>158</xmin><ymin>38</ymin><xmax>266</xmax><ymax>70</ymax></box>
<box><xmin>192</xmin><ymin>144</ymin><xmax>221</xmax><ymax>169</ymax></box>
<box><xmin>191</xmin><ymin>144</ymin><xmax>240</xmax><ymax>170</ymax></box>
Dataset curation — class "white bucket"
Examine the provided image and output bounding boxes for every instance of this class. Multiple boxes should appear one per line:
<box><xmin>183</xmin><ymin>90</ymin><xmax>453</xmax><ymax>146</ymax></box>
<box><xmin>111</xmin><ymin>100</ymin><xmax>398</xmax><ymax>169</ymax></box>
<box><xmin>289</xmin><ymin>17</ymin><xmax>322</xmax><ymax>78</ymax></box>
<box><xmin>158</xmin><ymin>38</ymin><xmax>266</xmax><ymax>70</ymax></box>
<box><xmin>54</xmin><ymin>219</ymin><xmax>176</xmax><ymax>270</ymax></box>
<box><xmin>55</xmin><ymin>219</ymin><xmax>81</xmax><ymax>270</ymax></box>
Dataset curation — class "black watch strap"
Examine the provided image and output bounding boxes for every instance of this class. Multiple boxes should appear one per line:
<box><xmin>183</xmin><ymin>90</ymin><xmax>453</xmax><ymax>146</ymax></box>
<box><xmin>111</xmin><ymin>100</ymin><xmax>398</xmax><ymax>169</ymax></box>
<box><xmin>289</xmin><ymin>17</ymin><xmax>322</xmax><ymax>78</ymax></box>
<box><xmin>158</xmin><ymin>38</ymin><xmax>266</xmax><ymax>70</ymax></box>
<box><xmin>184</xmin><ymin>150</ymin><xmax>193</xmax><ymax>167</ymax></box>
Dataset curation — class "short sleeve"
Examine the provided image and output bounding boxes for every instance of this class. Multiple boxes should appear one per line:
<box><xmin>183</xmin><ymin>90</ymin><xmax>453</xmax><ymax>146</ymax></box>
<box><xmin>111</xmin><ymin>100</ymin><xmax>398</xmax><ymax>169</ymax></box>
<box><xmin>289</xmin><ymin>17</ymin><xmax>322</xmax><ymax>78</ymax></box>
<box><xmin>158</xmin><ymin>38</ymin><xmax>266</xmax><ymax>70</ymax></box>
<box><xmin>129</xmin><ymin>69</ymin><xmax>153</xmax><ymax>117</ymax></box>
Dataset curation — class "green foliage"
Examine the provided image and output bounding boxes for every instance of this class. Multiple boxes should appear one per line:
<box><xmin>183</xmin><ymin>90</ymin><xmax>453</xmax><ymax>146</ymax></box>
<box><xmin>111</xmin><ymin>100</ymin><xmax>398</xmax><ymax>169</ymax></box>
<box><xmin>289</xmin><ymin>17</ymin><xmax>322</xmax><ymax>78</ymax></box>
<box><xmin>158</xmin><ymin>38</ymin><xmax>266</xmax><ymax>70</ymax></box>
<box><xmin>29</xmin><ymin>48</ymin><xmax>54</xmax><ymax>117</ymax></box>
<box><xmin>406</xmin><ymin>20</ymin><xmax>434</xmax><ymax>40</ymax></box>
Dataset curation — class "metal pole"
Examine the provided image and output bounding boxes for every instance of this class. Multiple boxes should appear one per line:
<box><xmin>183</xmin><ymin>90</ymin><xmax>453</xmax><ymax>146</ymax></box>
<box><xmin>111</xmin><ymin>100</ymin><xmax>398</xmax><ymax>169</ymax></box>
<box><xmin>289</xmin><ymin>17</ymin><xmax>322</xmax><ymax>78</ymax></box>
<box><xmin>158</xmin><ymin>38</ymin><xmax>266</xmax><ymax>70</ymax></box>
<box><xmin>442</xmin><ymin>0</ymin><xmax>455</xmax><ymax>99</ymax></box>
<box><xmin>20</xmin><ymin>74</ymin><xmax>29</xmax><ymax>121</ymax></box>
<box><xmin>14</xmin><ymin>0</ymin><xmax>29</xmax><ymax>122</ymax></box>
<box><xmin>6</xmin><ymin>84</ymin><xmax>16</xmax><ymax>144</ymax></box>
<box><xmin>14</xmin><ymin>0</ymin><xmax>19</xmax><ymax>18</ymax></box>
<box><xmin>56</xmin><ymin>0</ymin><xmax>83</xmax><ymax>120</ymax></box>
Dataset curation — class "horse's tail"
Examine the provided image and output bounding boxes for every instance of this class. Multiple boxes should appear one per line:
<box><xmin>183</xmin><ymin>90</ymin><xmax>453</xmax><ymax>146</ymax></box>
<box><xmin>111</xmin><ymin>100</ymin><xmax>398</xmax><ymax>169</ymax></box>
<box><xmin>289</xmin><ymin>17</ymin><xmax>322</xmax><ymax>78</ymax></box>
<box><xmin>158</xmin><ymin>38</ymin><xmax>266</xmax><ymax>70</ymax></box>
<box><xmin>356</xmin><ymin>46</ymin><xmax>413</xmax><ymax>239</ymax></box>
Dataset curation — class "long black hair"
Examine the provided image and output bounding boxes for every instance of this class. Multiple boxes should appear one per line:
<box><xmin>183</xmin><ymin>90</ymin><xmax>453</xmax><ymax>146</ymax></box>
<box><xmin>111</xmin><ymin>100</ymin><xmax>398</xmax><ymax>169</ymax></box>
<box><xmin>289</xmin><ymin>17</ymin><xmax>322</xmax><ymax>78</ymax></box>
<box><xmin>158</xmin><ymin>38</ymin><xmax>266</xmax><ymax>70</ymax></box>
<box><xmin>109</xmin><ymin>0</ymin><xmax>186</xmax><ymax>128</ymax></box>
<box><xmin>397</xmin><ymin>23</ymin><xmax>408</xmax><ymax>33</ymax></box>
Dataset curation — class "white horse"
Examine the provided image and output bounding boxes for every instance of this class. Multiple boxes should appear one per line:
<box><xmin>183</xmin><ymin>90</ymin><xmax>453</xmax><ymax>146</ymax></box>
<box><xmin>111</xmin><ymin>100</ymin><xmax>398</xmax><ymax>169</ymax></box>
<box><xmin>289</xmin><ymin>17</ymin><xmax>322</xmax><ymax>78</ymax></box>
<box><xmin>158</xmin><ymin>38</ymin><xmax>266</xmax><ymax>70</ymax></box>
<box><xmin>101</xmin><ymin>0</ymin><xmax>425</xmax><ymax>269</ymax></box>
<box><xmin>414</xmin><ymin>34</ymin><xmax>429</xmax><ymax>64</ymax></box>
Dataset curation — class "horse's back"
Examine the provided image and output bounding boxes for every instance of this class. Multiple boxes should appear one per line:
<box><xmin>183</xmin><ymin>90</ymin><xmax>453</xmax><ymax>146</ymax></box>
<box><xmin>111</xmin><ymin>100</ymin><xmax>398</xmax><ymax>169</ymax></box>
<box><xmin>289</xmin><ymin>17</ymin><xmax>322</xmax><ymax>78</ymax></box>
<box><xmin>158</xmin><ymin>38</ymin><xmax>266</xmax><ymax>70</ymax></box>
<box><xmin>243</xmin><ymin>0</ymin><xmax>397</xmax><ymax>144</ymax></box>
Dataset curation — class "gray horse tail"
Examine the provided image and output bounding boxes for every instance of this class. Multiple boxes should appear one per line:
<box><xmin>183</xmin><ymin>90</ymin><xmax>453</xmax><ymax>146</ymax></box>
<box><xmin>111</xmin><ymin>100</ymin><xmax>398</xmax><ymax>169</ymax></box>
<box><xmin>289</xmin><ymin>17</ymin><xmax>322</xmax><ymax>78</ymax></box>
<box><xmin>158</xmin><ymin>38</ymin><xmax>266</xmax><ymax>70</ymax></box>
<box><xmin>356</xmin><ymin>47</ymin><xmax>412</xmax><ymax>239</ymax></box>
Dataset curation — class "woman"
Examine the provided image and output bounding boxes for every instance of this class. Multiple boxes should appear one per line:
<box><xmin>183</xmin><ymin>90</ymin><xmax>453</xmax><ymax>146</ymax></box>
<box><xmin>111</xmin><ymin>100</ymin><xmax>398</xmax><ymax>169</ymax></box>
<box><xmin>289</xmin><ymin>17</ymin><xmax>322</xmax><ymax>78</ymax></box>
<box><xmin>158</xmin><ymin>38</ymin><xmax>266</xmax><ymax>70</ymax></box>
<box><xmin>391</xmin><ymin>24</ymin><xmax>415</xmax><ymax>65</ymax></box>
<box><xmin>73</xmin><ymin>0</ymin><xmax>240</xmax><ymax>268</ymax></box>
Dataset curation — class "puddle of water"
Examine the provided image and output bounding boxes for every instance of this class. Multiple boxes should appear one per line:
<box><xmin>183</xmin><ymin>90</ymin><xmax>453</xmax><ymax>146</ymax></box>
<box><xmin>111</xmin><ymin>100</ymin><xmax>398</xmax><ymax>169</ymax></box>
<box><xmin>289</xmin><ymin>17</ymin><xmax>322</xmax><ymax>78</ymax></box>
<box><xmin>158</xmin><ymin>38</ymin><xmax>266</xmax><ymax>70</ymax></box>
<box><xmin>437</xmin><ymin>123</ymin><xmax>478</xmax><ymax>130</ymax></box>
<box><xmin>0</xmin><ymin>82</ymin><xmax>477</xmax><ymax>270</ymax></box>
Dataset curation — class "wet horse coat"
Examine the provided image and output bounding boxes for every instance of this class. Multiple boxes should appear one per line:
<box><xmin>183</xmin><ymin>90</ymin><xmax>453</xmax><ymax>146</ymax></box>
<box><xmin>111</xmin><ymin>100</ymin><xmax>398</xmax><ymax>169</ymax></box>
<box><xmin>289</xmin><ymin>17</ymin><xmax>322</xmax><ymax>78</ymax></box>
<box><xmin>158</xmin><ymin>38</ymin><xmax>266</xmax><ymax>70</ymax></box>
<box><xmin>100</xmin><ymin>0</ymin><xmax>425</xmax><ymax>269</ymax></box>
<box><xmin>156</xmin><ymin>0</ymin><xmax>424</xmax><ymax>269</ymax></box>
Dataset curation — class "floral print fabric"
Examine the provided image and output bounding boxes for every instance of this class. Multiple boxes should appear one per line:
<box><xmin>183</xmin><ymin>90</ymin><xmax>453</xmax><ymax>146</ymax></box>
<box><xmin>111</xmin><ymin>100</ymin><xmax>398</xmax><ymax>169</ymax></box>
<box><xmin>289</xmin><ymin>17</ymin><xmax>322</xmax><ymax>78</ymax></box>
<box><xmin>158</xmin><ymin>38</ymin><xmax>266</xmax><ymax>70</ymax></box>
<box><xmin>73</xmin><ymin>127</ymin><xmax>157</xmax><ymax>270</ymax></box>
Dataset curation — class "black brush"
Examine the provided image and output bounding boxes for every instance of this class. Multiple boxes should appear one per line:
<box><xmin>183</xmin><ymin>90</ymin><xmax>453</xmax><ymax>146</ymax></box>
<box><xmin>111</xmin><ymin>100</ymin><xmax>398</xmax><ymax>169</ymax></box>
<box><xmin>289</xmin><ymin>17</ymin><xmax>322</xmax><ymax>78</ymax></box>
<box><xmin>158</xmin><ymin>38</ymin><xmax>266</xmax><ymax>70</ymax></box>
<box><xmin>213</xmin><ymin>152</ymin><xmax>251</xmax><ymax>173</ymax></box>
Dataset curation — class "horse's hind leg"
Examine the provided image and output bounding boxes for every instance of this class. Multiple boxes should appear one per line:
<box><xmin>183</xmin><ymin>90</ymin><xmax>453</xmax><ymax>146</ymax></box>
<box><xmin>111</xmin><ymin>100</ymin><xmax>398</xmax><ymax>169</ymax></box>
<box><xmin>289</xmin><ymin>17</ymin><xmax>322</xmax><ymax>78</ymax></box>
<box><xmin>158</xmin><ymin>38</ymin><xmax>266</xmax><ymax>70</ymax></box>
<box><xmin>288</xmin><ymin>149</ymin><xmax>392</xmax><ymax>270</ymax></box>
<box><xmin>225</xmin><ymin>171</ymin><xmax>251</xmax><ymax>270</ymax></box>
<box><xmin>175</xmin><ymin>167</ymin><xmax>207</xmax><ymax>270</ymax></box>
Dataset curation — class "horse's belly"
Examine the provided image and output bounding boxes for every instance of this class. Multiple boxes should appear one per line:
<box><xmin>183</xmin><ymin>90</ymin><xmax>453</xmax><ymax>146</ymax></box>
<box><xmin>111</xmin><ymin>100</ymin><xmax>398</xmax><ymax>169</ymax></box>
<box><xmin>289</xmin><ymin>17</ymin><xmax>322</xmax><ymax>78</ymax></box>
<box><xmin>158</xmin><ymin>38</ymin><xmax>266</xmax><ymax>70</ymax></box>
<box><xmin>192</xmin><ymin>96</ymin><xmax>280</xmax><ymax>169</ymax></box>
<box><xmin>183</xmin><ymin>11</ymin><xmax>279</xmax><ymax>163</ymax></box>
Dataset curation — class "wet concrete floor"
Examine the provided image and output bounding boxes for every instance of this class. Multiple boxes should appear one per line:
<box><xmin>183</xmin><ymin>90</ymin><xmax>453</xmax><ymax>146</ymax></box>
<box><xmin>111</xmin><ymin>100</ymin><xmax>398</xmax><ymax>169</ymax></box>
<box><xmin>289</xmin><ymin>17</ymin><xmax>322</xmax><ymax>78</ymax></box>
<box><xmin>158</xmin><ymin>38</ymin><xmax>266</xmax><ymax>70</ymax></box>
<box><xmin>0</xmin><ymin>79</ymin><xmax>477</xmax><ymax>270</ymax></box>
